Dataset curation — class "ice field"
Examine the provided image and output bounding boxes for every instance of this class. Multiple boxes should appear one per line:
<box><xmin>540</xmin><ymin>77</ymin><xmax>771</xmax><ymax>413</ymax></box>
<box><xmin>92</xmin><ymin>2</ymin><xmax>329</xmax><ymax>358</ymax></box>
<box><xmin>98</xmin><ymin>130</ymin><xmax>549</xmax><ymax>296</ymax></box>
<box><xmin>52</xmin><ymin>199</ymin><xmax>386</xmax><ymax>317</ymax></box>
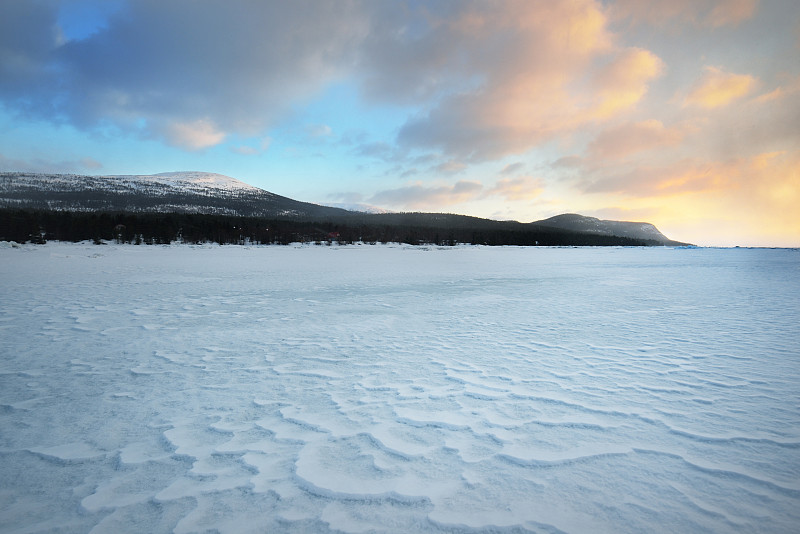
<box><xmin>1</xmin><ymin>242</ymin><xmax>799</xmax><ymax>533</ymax></box>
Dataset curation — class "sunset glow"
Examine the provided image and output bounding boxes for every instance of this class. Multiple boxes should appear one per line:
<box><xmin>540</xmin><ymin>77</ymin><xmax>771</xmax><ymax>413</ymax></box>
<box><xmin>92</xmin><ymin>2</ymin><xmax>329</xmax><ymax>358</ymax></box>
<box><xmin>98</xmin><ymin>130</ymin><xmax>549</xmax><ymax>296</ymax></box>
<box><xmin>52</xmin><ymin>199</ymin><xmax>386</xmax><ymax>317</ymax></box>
<box><xmin>1</xmin><ymin>0</ymin><xmax>798</xmax><ymax>246</ymax></box>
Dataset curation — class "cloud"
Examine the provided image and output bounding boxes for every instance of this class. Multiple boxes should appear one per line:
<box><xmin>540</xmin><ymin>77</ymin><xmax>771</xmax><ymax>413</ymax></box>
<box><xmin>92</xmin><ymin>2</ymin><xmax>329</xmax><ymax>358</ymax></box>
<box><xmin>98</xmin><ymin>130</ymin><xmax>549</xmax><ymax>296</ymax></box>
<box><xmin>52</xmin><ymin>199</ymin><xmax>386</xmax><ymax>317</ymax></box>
<box><xmin>0</xmin><ymin>1</ymin><xmax>368</xmax><ymax>148</ymax></box>
<box><xmin>433</xmin><ymin>160</ymin><xmax>466</xmax><ymax>174</ymax></box>
<box><xmin>589</xmin><ymin>48</ymin><xmax>663</xmax><ymax>118</ymax></box>
<box><xmin>610</xmin><ymin>0</ymin><xmax>758</xmax><ymax>28</ymax></box>
<box><xmin>0</xmin><ymin>1</ymin><xmax>664</xmax><ymax>162</ymax></box>
<box><xmin>81</xmin><ymin>157</ymin><xmax>103</xmax><ymax>170</ymax></box>
<box><xmin>0</xmin><ymin>2</ymin><xmax>63</xmax><ymax>115</ymax></box>
<box><xmin>306</xmin><ymin>124</ymin><xmax>333</xmax><ymax>138</ymax></box>
<box><xmin>588</xmin><ymin>119</ymin><xmax>683</xmax><ymax>160</ymax></box>
<box><xmin>755</xmin><ymin>75</ymin><xmax>800</xmax><ymax>104</ymax></box>
<box><xmin>355</xmin><ymin>141</ymin><xmax>400</xmax><ymax>161</ymax></box>
<box><xmin>579</xmin><ymin>150</ymin><xmax>796</xmax><ymax>200</ymax></box>
<box><xmin>230</xmin><ymin>136</ymin><xmax>271</xmax><ymax>156</ymax></box>
<box><xmin>552</xmin><ymin>156</ymin><xmax>585</xmax><ymax>168</ymax></box>
<box><xmin>370</xmin><ymin>180</ymin><xmax>483</xmax><ymax>210</ymax></box>
<box><xmin>580</xmin><ymin>158</ymin><xmax>730</xmax><ymax>196</ymax></box>
<box><xmin>370</xmin><ymin>174</ymin><xmax>544</xmax><ymax>210</ymax></box>
<box><xmin>707</xmin><ymin>0</ymin><xmax>759</xmax><ymax>27</ymax></box>
<box><xmin>231</xmin><ymin>146</ymin><xmax>259</xmax><ymax>156</ymax></box>
<box><xmin>0</xmin><ymin>153</ymin><xmax>103</xmax><ymax>173</ymax></box>
<box><xmin>499</xmin><ymin>162</ymin><xmax>525</xmax><ymax>175</ymax></box>
<box><xmin>163</xmin><ymin>119</ymin><xmax>226</xmax><ymax>151</ymax></box>
<box><xmin>684</xmin><ymin>67</ymin><xmax>757</xmax><ymax>109</ymax></box>
<box><xmin>391</xmin><ymin>2</ymin><xmax>664</xmax><ymax>160</ymax></box>
<box><xmin>485</xmin><ymin>177</ymin><xmax>543</xmax><ymax>201</ymax></box>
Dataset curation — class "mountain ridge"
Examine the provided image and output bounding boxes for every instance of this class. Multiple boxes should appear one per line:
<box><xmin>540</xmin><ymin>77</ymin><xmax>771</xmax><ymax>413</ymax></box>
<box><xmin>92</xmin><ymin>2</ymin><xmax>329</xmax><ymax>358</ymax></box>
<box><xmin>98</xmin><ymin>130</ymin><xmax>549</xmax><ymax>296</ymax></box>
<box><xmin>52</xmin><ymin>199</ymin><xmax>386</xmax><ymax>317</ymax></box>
<box><xmin>0</xmin><ymin>171</ymin><xmax>688</xmax><ymax>246</ymax></box>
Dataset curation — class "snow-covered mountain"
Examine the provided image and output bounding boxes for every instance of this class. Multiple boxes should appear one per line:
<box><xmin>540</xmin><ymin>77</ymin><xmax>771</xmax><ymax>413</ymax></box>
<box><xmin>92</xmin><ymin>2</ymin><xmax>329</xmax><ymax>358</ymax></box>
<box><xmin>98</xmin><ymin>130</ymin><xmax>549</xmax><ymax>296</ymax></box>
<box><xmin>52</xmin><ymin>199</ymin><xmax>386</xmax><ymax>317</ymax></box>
<box><xmin>536</xmin><ymin>213</ymin><xmax>673</xmax><ymax>244</ymax></box>
<box><xmin>135</xmin><ymin>171</ymin><xmax>262</xmax><ymax>193</ymax></box>
<box><xmin>0</xmin><ymin>171</ymin><xmax>350</xmax><ymax>218</ymax></box>
<box><xmin>1</xmin><ymin>171</ymin><xmax>685</xmax><ymax>245</ymax></box>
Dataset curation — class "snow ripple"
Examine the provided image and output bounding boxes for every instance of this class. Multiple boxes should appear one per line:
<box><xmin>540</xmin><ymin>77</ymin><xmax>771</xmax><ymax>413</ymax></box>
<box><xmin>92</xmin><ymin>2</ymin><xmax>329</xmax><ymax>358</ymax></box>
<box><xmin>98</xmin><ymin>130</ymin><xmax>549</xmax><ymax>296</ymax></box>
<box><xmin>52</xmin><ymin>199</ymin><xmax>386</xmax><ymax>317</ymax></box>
<box><xmin>1</xmin><ymin>243</ymin><xmax>798</xmax><ymax>533</ymax></box>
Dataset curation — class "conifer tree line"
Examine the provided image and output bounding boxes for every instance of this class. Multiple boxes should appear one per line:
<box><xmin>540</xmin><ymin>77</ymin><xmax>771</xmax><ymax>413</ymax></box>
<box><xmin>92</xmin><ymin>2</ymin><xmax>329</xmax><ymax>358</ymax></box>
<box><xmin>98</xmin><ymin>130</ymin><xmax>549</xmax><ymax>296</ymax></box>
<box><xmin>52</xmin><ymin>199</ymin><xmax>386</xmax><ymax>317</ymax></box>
<box><xmin>0</xmin><ymin>209</ymin><xmax>656</xmax><ymax>246</ymax></box>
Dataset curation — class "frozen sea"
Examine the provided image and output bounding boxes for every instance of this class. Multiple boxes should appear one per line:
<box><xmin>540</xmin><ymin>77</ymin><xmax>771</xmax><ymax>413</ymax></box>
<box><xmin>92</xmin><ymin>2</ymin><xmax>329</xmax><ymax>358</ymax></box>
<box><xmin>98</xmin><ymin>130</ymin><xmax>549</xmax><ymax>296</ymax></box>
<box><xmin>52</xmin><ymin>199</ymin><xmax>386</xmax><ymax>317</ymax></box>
<box><xmin>1</xmin><ymin>242</ymin><xmax>799</xmax><ymax>533</ymax></box>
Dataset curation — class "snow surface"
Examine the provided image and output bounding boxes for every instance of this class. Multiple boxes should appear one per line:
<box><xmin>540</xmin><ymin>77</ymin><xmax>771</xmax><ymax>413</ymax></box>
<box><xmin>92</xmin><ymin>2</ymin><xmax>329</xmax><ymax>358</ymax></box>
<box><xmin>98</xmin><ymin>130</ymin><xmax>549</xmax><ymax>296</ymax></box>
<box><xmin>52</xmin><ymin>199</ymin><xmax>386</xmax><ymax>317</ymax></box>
<box><xmin>1</xmin><ymin>243</ymin><xmax>799</xmax><ymax>533</ymax></box>
<box><xmin>146</xmin><ymin>172</ymin><xmax>262</xmax><ymax>192</ymax></box>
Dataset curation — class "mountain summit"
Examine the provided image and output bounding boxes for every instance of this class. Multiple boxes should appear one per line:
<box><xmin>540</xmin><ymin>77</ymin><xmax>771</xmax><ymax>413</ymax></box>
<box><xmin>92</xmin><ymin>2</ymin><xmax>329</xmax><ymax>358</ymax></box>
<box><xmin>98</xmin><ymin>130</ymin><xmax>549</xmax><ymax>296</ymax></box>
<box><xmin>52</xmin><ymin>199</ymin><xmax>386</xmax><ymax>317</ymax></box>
<box><xmin>536</xmin><ymin>213</ymin><xmax>672</xmax><ymax>244</ymax></box>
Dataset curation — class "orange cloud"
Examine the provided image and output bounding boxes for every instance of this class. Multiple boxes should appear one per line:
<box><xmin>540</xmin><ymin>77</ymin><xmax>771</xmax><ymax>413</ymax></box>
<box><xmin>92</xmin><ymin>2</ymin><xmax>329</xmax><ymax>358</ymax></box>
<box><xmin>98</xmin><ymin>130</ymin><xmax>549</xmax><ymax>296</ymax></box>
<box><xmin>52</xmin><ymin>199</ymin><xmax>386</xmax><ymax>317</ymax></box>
<box><xmin>684</xmin><ymin>67</ymin><xmax>757</xmax><ymax>109</ymax></box>
<box><xmin>654</xmin><ymin>163</ymin><xmax>732</xmax><ymax>194</ymax></box>
<box><xmin>581</xmin><ymin>154</ymin><xmax>754</xmax><ymax>197</ymax></box>
<box><xmin>589</xmin><ymin>119</ymin><xmax>683</xmax><ymax>160</ymax></box>
<box><xmin>591</xmin><ymin>48</ymin><xmax>664</xmax><ymax>118</ymax></box>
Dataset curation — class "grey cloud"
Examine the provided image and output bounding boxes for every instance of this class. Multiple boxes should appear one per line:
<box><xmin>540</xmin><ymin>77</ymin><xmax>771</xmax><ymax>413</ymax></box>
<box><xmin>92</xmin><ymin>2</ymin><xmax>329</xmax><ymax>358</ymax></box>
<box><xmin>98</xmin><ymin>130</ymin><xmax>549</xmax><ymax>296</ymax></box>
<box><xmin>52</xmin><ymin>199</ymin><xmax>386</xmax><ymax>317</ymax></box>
<box><xmin>433</xmin><ymin>160</ymin><xmax>466</xmax><ymax>174</ymax></box>
<box><xmin>0</xmin><ymin>1</ymin><xmax>62</xmax><ymax>115</ymax></box>
<box><xmin>0</xmin><ymin>153</ymin><xmax>103</xmax><ymax>174</ymax></box>
<box><xmin>355</xmin><ymin>1</ymin><xmax>474</xmax><ymax>105</ymax></box>
<box><xmin>1</xmin><ymin>0</ymin><xmax>367</xmax><ymax>143</ymax></box>
<box><xmin>609</xmin><ymin>0</ymin><xmax>757</xmax><ymax>28</ymax></box>
<box><xmin>355</xmin><ymin>141</ymin><xmax>398</xmax><ymax>160</ymax></box>
<box><xmin>552</xmin><ymin>156</ymin><xmax>584</xmax><ymax>168</ymax></box>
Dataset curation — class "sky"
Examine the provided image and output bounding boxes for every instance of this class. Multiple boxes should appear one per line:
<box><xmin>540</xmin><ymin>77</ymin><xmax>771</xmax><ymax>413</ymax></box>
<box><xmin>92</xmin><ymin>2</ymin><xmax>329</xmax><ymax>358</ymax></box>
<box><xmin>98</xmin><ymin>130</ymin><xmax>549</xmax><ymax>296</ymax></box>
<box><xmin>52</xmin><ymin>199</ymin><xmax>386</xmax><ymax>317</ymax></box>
<box><xmin>1</xmin><ymin>0</ymin><xmax>799</xmax><ymax>247</ymax></box>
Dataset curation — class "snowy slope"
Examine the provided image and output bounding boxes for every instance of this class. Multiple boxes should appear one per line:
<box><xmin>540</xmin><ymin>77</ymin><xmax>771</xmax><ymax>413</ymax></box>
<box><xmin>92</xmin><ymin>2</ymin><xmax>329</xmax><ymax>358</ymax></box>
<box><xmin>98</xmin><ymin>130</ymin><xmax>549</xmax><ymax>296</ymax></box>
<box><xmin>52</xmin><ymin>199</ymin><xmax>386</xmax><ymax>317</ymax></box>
<box><xmin>1</xmin><ymin>171</ymin><xmax>261</xmax><ymax>197</ymax></box>
<box><xmin>1</xmin><ymin>244</ymin><xmax>798</xmax><ymax>533</ymax></box>
<box><xmin>537</xmin><ymin>213</ymin><xmax>672</xmax><ymax>243</ymax></box>
<box><xmin>0</xmin><ymin>171</ymin><xmax>351</xmax><ymax>218</ymax></box>
<box><xmin>125</xmin><ymin>171</ymin><xmax>262</xmax><ymax>193</ymax></box>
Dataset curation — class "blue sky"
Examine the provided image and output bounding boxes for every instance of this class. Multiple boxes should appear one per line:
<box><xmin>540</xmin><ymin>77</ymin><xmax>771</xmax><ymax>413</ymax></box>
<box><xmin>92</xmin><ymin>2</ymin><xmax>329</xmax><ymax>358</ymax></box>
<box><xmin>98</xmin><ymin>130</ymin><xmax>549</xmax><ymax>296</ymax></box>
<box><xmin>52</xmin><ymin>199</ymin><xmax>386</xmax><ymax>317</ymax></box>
<box><xmin>1</xmin><ymin>0</ymin><xmax>799</xmax><ymax>246</ymax></box>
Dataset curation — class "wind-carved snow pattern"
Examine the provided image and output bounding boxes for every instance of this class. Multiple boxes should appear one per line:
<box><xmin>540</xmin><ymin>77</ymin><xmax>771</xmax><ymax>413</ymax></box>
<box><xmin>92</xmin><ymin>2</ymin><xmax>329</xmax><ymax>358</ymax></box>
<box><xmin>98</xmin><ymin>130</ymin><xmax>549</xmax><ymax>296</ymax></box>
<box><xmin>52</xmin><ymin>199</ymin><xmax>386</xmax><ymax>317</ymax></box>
<box><xmin>1</xmin><ymin>244</ymin><xmax>798</xmax><ymax>533</ymax></box>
